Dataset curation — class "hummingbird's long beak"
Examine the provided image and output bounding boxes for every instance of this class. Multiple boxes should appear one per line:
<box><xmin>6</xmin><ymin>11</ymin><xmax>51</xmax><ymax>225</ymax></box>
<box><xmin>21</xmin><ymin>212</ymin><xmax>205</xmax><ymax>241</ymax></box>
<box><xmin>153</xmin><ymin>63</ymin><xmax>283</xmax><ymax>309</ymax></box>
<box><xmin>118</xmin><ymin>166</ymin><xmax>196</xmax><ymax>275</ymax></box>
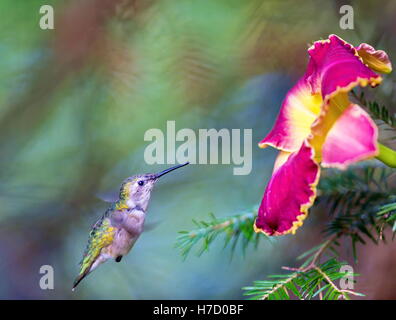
<box><xmin>154</xmin><ymin>162</ymin><xmax>189</xmax><ymax>179</ymax></box>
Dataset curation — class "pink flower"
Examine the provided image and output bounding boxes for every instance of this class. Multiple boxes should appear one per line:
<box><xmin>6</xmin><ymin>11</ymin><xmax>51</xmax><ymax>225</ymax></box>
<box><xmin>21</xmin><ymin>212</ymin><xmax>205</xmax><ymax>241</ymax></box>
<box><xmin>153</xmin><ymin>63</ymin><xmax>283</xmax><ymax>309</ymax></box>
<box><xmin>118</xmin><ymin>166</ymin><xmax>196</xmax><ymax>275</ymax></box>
<box><xmin>255</xmin><ymin>34</ymin><xmax>392</xmax><ymax>236</ymax></box>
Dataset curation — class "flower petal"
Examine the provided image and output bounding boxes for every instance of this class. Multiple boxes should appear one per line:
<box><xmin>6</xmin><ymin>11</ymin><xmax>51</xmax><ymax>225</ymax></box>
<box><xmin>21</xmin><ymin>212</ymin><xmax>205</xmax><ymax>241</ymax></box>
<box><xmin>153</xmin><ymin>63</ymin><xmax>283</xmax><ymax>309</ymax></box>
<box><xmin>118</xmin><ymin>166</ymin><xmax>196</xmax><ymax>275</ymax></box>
<box><xmin>307</xmin><ymin>34</ymin><xmax>382</xmax><ymax>100</ymax></box>
<box><xmin>273</xmin><ymin>151</ymin><xmax>292</xmax><ymax>173</ymax></box>
<box><xmin>259</xmin><ymin>78</ymin><xmax>322</xmax><ymax>152</ymax></box>
<box><xmin>321</xmin><ymin>104</ymin><xmax>379</xmax><ymax>169</ymax></box>
<box><xmin>308</xmin><ymin>92</ymin><xmax>350</xmax><ymax>161</ymax></box>
<box><xmin>259</xmin><ymin>35</ymin><xmax>383</xmax><ymax>154</ymax></box>
<box><xmin>356</xmin><ymin>43</ymin><xmax>392</xmax><ymax>74</ymax></box>
<box><xmin>254</xmin><ymin>142</ymin><xmax>320</xmax><ymax>236</ymax></box>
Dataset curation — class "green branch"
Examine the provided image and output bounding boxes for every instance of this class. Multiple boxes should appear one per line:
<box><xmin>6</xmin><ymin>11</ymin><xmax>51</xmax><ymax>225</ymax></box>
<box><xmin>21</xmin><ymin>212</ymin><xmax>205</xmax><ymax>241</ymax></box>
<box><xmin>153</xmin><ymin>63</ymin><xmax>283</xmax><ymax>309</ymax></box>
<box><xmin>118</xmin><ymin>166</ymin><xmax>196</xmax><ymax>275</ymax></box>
<box><xmin>243</xmin><ymin>257</ymin><xmax>364</xmax><ymax>300</ymax></box>
<box><xmin>175</xmin><ymin>209</ymin><xmax>263</xmax><ymax>259</ymax></box>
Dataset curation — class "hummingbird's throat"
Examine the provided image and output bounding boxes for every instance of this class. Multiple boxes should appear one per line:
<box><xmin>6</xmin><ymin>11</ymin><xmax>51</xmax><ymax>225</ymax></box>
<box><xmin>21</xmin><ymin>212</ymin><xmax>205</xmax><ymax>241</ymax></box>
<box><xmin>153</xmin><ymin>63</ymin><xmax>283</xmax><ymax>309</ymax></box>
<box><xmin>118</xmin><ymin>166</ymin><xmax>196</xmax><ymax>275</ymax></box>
<box><xmin>126</xmin><ymin>197</ymin><xmax>149</xmax><ymax>212</ymax></box>
<box><xmin>115</xmin><ymin>198</ymin><xmax>147</xmax><ymax>213</ymax></box>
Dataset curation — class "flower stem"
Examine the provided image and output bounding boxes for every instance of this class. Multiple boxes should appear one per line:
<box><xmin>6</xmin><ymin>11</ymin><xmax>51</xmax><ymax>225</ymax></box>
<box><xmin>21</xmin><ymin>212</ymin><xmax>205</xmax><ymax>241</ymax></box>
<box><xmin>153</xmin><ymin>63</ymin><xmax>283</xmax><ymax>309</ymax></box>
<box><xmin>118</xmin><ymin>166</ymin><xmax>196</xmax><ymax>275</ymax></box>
<box><xmin>376</xmin><ymin>143</ymin><xmax>396</xmax><ymax>168</ymax></box>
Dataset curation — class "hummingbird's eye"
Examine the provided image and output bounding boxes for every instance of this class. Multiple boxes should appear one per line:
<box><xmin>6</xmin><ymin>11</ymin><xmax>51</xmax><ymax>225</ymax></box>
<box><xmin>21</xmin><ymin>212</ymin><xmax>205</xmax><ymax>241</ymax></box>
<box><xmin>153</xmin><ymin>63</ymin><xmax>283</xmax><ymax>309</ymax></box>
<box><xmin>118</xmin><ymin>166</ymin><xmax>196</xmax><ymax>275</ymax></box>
<box><xmin>137</xmin><ymin>180</ymin><xmax>144</xmax><ymax>186</ymax></box>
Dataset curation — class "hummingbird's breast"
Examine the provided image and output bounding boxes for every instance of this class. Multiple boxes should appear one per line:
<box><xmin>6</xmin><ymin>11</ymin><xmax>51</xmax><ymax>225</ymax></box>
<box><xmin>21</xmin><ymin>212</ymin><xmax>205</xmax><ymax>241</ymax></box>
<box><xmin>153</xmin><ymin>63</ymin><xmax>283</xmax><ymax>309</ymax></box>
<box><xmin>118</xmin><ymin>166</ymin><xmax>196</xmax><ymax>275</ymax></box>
<box><xmin>106</xmin><ymin>228</ymin><xmax>139</xmax><ymax>257</ymax></box>
<box><xmin>105</xmin><ymin>209</ymin><xmax>146</xmax><ymax>258</ymax></box>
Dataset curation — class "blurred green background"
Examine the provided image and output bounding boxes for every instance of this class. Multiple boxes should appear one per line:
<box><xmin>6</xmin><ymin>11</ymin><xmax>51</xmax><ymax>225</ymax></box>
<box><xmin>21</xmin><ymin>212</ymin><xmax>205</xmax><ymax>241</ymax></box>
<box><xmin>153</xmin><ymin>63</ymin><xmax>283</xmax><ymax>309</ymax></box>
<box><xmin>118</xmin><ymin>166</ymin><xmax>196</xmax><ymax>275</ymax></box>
<box><xmin>0</xmin><ymin>0</ymin><xmax>395</xmax><ymax>299</ymax></box>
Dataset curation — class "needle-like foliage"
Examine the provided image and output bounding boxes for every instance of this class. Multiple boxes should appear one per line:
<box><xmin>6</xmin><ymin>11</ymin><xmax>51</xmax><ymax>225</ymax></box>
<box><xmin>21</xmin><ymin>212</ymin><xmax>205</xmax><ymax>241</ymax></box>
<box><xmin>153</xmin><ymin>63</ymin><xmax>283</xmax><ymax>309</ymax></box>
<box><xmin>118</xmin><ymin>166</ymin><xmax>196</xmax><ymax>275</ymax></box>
<box><xmin>175</xmin><ymin>210</ymin><xmax>263</xmax><ymax>259</ymax></box>
<box><xmin>243</xmin><ymin>258</ymin><xmax>364</xmax><ymax>300</ymax></box>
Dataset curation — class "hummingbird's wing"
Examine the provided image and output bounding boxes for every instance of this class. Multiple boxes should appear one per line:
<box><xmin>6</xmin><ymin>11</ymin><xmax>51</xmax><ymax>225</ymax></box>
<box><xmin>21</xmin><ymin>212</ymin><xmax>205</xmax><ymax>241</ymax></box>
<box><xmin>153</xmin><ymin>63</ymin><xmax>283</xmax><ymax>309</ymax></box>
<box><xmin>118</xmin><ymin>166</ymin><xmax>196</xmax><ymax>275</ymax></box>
<box><xmin>73</xmin><ymin>211</ymin><xmax>116</xmax><ymax>290</ymax></box>
<box><xmin>95</xmin><ymin>190</ymin><xmax>119</xmax><ymax>203</ymax></box>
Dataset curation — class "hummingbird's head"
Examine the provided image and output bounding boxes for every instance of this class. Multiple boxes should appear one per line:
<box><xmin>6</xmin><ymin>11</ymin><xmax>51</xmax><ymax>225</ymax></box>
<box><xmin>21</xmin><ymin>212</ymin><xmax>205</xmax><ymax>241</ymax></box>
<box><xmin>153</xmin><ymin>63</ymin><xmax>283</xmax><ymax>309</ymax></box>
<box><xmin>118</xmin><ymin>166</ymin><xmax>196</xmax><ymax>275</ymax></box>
<box><xmin>119</xmin><ymin>162</ymin><xmax>189</xmax><ymax>211</ymax></box>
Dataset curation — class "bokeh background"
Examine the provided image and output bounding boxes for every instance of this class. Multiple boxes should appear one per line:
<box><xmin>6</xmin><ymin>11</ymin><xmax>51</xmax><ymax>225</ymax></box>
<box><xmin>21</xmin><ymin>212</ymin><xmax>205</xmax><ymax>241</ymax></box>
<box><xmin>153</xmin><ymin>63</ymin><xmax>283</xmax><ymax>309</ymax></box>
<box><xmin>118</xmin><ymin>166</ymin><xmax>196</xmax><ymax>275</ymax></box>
<box><xmin>0</xmin><ymin>0</ymin><xmax>395</xmax><ymax>299</ymax></box>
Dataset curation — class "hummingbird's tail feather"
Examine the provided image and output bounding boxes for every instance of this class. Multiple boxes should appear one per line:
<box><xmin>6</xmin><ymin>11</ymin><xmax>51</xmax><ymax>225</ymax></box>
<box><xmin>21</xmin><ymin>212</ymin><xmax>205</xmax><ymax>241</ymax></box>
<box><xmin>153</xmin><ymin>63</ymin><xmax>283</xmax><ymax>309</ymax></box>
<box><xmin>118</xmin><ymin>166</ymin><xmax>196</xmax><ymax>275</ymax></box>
<box><xmin>72</xmin><ymin>255</ymin><xmax>97</xmax><ymax>291</ymax></box>
<box><xmin>72</xmin><ymin>253</ymin><xmax>108</xmax><ymax>291</ymax></box>
<box><xmin>72</xmin><ymin>269</ymin><xmax>90</xmax><ymax>291</ymax></box>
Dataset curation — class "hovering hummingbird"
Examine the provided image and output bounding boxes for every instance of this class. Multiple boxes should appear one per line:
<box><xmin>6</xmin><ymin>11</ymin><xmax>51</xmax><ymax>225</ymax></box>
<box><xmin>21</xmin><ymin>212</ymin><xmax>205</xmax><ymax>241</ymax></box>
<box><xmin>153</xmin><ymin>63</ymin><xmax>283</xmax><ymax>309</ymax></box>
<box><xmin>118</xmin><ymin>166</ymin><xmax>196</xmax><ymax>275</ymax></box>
<box><xmin>73</xmin><ymin>162</ymin><xmax>189</xmax><ymax>290</ymax></box>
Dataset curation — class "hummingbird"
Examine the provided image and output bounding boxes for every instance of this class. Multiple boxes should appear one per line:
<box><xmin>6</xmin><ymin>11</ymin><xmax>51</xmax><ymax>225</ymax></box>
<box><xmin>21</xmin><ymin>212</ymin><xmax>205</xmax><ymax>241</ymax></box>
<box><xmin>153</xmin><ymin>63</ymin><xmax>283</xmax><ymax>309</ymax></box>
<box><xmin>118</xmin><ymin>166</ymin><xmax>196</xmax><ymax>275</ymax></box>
<box><xmin>72</xmin><ymin>162</ymin><xmax>189</xmax><ymax>290</ymax></box>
